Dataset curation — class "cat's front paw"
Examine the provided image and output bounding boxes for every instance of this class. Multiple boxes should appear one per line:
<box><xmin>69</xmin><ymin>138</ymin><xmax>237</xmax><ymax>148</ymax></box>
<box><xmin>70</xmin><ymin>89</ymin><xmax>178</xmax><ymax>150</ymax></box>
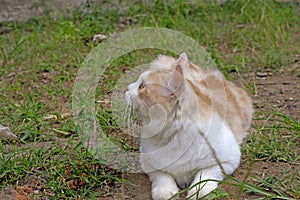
<box><xmin>187</xmin><ymin>181</ymin><xmax>217</xmax><ymax>199</ymax></box>
<box><xmin>152</xmin><ymin>186</ymin><xmax>179</xmax><ymax>200</ymax></box>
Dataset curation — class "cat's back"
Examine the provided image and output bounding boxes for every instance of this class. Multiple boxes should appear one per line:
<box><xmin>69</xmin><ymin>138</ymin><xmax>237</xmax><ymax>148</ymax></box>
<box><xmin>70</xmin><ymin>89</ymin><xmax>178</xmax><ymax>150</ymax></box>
<box><xmin>189</xmin><ymin>65</ymin><xmax>253</xmax><ymax>144</ymax></box>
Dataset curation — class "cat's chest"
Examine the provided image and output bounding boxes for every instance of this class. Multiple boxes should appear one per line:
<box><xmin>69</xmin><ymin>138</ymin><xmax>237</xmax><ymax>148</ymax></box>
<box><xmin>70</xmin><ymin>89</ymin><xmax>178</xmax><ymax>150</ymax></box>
<box><xmin>139</xmin><ymin>118</ymin><xmax>238</xmax><ymax>185</ymax></box>
<box><xmin>141</xmin><ymin>127</ymin><xmax>211</xmax><ymax>169</ymax></box>
<box><xmin>141</xmin><ymin>132</ymin><xmax>208</xmax><ymax>186</ymax></box>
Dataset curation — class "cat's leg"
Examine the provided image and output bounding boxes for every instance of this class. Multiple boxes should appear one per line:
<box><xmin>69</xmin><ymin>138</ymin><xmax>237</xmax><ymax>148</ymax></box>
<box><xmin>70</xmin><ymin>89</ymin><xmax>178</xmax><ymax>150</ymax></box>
<box><xmin>148</xmin><ymin>171</ymin><xmax>179</xmax><ymax>200</ymax></box>
<box><xmin>187</xmin><ymin>165</ymin><xmax>224</xmax><ymax>199</ymax></box>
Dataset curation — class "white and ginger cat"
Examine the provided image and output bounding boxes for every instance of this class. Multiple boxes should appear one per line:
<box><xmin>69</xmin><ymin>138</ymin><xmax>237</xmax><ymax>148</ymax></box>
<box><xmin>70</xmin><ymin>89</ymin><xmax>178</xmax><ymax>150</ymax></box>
<box><xmin>125</xmin><ymin>53</ymin><xmax>253</xmax><ymax>199</ymax></box>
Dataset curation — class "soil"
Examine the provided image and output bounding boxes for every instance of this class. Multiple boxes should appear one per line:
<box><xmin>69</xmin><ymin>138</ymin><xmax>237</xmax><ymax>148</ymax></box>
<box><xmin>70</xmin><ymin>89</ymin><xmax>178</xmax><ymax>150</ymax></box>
<box><xmin>97</xmin><ymin>67</ymin><xmax>300</xmax><ymax>200</ymax></box>
<box><xmin>0</xmin><ymin>0</ymin><xmax>150</xmax><ymax>23</ymax></box>
<box><xmin>253</xmin><ymin>67</ymin><xmax>300</xmax><ymax>121</ymax></box>
<box><xmin>3</xmin><ymin>67</ymin><xmax>299</xmax><ymax>200</ymax></box>
<box><xmin>96</xmin><ymin>161</ymin><xmax>299</xmax><ymax>200</ymax></box>
<box><xmin>0</xmin><ymin>1</ymin><xmax>299</xmax><ymax>198</ymax></box>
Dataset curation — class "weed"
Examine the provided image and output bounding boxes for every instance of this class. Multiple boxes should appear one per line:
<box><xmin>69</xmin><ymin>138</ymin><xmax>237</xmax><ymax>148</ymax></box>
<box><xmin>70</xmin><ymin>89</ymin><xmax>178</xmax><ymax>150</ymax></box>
<box><xmin>0</xmin><ymin>0</ymin><xmax>299</xmax><ymax>199</ymax></box>
<box><xmin>245</xmin><ymin>112</ymin><xmax>299</xmax><ymax>162</ymax></box>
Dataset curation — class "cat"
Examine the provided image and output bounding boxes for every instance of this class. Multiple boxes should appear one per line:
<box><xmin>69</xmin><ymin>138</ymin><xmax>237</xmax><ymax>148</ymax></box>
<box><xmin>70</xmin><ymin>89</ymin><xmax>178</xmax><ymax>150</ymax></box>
<box><xmin>125</xmin><ymin>53</ymin><xmax>253</xmax><ymax>199</ymax></box>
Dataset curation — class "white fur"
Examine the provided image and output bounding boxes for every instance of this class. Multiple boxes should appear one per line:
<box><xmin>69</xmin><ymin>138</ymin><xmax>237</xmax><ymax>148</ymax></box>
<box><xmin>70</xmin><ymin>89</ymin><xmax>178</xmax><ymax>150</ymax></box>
<box><xmin>125</xmin><ymin>54</ymin><xmax>246</xmax><ymax>200</ymax></box>
<box><xmin>139</xmin><ymin>113</ymin><xmax>240</xmax><ymax>199</ymax></box>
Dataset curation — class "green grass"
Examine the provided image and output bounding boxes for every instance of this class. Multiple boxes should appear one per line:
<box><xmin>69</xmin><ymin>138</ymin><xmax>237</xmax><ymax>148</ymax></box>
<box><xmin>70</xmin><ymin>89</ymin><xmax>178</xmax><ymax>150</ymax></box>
<box><xmin>245</xmin><ymin>112</ymin><xmax>300</xmax><ymax>162</ymax></box>
<box><xmin>0</xmin><ymin>0</ymin><xmax>300</xmax><ymax>199</ymax></box>
<box><xmin>0</xmin><ymin>138</ymin><xmax>120</xmax><ymax>199</ymax></box>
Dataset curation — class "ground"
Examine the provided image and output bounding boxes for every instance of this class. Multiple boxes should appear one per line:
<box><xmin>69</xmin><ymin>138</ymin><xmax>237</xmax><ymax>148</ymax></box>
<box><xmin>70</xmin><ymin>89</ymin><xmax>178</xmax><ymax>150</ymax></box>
<box><xmin>1</xmin><ymin>64</ymin><xmax>298</xmax><ymax>200</ymax></box>
<box><xmin>0</xmin><ymin>1</ymin><xmax>299</xmax><ymax>200</ymax></box>
<box><xmin>98</xmin><ymin>69</ymin><xmax>300</xmax><ymax>200</ymax></box>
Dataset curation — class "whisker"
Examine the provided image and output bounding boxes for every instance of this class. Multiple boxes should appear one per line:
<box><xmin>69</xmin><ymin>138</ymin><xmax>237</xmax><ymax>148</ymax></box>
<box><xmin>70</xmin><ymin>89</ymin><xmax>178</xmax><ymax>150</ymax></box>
<box><xmin>123</xmin><ymin>103</ymin><xmax>129</xmax><ymax>128</ymax></box>
<box><xmin>130</xmin><ymin>104</ymin><xmax>137</xmax><ymax>137</ymax></box>
<box><xmin>127</xmin><ymin>105</ymin><xmax>132</xmax><ymax>135</ymax></box>
<box><xmin>130</xmin><ymin>104</ymin><xmax>134</xmax><ymax>136</ymax></box>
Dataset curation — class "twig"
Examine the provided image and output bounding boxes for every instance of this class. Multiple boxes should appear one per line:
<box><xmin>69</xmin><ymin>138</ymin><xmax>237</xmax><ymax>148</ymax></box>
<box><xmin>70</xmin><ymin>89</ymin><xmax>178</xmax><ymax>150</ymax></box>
<box><xmin>256</xmin><ymin>82</ymin><xmax>277</xmax><ymax>85</ymax></box>
<box><xmin>121</xmin><ymin>173</ymin><xmax>125</xmax><ymax>200</ymax></box>
<box><xmin>256</xmin><ymin>81</ymin><xmax>293</xmax><ymax>85</ymax></box>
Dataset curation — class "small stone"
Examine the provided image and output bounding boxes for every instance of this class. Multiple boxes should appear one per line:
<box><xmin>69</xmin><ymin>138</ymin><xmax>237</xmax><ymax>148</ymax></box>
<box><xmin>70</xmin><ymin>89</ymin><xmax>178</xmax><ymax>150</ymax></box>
<box><xmin>256</xmin><ymin>72</ymin><xmax>268</xmax><ymax>77</ymax></box>
<box><xmin>42</xmin><ymin>114</ymin><xmax>57</xmax><ymax>121</ymax></box>
<box><xmin>92</xmin><ymin>33</ymin><xmax>107</xmax><ymax>43</ymax></box>
<box><xmin>0</xmin><ymin>125</ymin><xmax>17</xmax><ymax>141</ymax></box>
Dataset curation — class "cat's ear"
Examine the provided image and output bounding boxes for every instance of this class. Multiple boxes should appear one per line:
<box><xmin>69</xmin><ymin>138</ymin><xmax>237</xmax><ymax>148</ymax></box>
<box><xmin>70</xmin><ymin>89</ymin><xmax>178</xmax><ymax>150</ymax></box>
<box><xmin>176</xmin><ymin>53</ymin><xmax>189</xmax><ymax>68</ymax></box>
<box><xmin>168</xmin><ymin>65</ymin><xmax>183</xmax><ymax>93</ymax></box>
<box><xmin>157</xmin><ymin>65</ymin><xmax>184</xmax><ymax>98</ymax></box>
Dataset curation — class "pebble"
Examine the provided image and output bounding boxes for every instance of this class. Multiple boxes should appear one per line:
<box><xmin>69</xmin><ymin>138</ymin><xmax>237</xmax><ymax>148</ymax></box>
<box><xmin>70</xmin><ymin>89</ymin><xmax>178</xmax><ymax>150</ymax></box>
<box><xmin>42</xmin><ymin>114</ymin><xmax>57</xmax><ymax>121</ymax></box>
<box><xmin>285</xmin><ymin>97</ymin><xmax>293</xmax><ymax>101</ymax></box>
<box><xmin>0</xmin><ymin>124</ymin><xmax>17</xmax><ymax>141</ymax></box>
<box><xmin>92</xmin><ymin>33</ymin><xmax>107</xmax><ymax>43</ymax></box>
<box><xmin>256</xmin><ymin>72</ymin><xmax>268</xmax><ymax>77</ymax></box>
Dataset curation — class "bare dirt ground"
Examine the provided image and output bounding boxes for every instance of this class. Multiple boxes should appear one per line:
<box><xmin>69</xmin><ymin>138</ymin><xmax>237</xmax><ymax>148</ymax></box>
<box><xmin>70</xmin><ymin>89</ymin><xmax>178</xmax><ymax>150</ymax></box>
<box><xmin>102</xmin><ymin>56</ymin><xmax>299</xmax><ymax>198</ymax></box>
<box><xmin>253</xmin><ymin>65</ymin><xmax>300</xmax><ymax>121</ymax></box>
<box><xmin>96</xmin><ymin>161</ymin><xmax>298</xmax><ymax>200</ymax></box>
<box><xmin>0</xmin><ymin>0</ymin><xmax>299</xmax><ymax>199</ymax></box>
<box><xmin>0</xmin><ymin>64</ymin><xmax>299</xmax><ymax>199</ymax></box>
<box><xmin>97</xmin><ymin>67</ymin><xmax>300</xmax><ymax>199</ymax></box>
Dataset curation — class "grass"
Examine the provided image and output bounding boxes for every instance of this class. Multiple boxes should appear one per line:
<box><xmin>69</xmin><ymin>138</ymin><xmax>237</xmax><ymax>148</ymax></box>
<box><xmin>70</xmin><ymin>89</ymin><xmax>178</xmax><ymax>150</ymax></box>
<box><xmin>0</xmin><ymin>0</ymin><xmax>299</xmax><ymax>199</ymax></box>
<box><xmin>245</xmin><ymin>112</ymin><xmax>300</xmax><ymax>162</ymax></box>
<box><xmin>0</xmin><ymin>138</ymin><xmax>120</xmax><ymax>199</ymax></box>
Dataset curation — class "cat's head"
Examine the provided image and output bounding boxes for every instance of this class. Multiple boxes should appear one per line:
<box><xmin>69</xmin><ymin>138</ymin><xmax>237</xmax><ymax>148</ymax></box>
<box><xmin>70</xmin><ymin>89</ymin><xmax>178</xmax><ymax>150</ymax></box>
<box><xmin>125</xmin><ymin>53</ymin><xmax>189</xmax><ymax>123</ymax></box>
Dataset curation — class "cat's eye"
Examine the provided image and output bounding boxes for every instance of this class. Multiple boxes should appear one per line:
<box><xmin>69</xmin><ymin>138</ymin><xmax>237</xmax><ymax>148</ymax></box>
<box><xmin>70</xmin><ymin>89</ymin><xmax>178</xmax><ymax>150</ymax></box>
<box><xmin>138</xmin><ymin>82</ymin><xmax>145</xmax><ymax>90</ymax></box>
